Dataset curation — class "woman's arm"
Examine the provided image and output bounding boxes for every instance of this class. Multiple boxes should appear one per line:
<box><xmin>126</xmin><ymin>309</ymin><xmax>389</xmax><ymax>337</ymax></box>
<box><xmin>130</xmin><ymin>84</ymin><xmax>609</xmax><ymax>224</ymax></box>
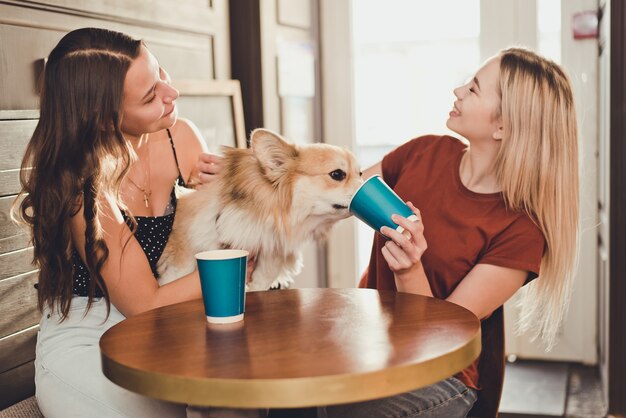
<box><xmin>382</xmin><ymin>205</ymin><xmax>527</xmax><ymax>320</ymax></box>
<box><xmin>70</xmin><ymin>194</ymin><xmax>202</xmax><ymax>317</ymax></box>
<box><xmin>362</xmin><ymin>161</ymin><xmax>382</xmax><ymax>180</ymax></box>
<box><xmin>446</xmin><ymin>264</ymin><xmax>526</xmax><ymax>319</ymax></box>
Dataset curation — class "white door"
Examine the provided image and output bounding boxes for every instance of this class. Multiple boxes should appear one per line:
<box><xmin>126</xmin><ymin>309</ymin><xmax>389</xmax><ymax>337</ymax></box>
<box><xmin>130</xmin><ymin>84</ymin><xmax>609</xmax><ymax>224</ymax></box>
<box><xmin>321</xmin><ymin>0</ymin><xmax>598</xmax><ymax>363</ymax></box>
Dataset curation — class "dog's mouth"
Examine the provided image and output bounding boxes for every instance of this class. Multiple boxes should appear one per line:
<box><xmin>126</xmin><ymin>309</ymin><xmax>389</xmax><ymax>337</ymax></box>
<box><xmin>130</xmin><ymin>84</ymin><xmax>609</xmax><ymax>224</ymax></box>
<box><xmin>333</xmin><ymin>204</ymin><xmax>348</xmax><ymax>210</ymax></box>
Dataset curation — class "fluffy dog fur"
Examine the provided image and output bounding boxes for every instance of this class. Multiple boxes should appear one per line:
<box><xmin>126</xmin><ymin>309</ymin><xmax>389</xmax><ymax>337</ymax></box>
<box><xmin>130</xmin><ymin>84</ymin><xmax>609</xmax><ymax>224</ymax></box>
<box><xmin>157</xmin><ymin>129</ymin><xmax>362</xmax><ymax>291</ymax></box>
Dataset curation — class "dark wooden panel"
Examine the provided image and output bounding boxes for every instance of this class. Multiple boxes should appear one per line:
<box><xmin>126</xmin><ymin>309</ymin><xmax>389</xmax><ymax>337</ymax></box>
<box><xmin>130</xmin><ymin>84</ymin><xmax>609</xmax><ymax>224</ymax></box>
<box><xmin>609</xmin><ymin>1</ymin><xmax>626</xmax><ymax>415</ymax></box>
<box><xmin>229</xmin><ymin>0</ymin><xmax>264</xmax><ymax>135</ymax></box>
<box><xmin>0</xmin><ymin>325</ymin><xmax>37</xmax><ymax>374</ymax></box>
<box><xmin>0</xmin><ymin>271</ymin><xmax>39</xmax><ymax>339</ymax></box>
<box><xmin>0</xmin><ymin>361</ymin><xmax>35</xmax><ymax>410</ymax></box>
<box><xmin>0</xmin><ymin>248</ymin><xmax>36</xmax><ymax>282</ymax></box>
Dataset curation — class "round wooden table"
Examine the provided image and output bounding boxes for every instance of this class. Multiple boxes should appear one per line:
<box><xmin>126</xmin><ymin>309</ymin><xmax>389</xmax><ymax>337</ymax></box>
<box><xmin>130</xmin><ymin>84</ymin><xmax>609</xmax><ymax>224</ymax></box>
<box><xmin>100</xmin><ymin>288</ymin><xmax>481</xmax><ymax>408</ymax></box>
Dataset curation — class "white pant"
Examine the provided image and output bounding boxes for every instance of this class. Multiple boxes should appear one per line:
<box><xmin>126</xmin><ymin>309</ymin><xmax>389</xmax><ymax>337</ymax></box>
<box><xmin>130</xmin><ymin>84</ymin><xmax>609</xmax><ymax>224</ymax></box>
<box><xmin>35</xmin><ymin>296</ymin><xmax>264</xmax><ymax>418</ymax></box>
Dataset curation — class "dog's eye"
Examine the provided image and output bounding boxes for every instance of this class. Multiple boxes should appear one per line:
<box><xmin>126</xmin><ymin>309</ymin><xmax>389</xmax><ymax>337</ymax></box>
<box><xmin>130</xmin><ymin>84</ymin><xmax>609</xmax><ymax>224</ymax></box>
<box><xmin>329</xmin><ymin>169</ymin><xmax>346</xmax><ymax>181</ymax></box>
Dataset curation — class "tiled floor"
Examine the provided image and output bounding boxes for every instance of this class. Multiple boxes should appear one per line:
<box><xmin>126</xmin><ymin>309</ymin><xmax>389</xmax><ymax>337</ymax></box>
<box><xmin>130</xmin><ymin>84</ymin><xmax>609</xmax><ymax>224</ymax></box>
<box><xmin>499</xmin><ymin>360</ymin><xmax>607</xmax><ymax>418</ymax></box>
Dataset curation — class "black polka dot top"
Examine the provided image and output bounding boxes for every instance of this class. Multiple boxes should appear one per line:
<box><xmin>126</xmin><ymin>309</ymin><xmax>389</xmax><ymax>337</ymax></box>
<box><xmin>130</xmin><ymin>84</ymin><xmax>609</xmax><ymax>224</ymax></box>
<box><xmin>72</xmin><ymin>129</ymin><xmax>186</xmax><ymax>297</ymax></box>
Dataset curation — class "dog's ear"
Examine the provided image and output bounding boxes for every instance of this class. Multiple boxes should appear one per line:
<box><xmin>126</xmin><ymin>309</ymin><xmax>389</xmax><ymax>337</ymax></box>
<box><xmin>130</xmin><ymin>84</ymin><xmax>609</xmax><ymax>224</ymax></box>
<box><xmin>250</xmin><ymin>129</ymin><xmax>297</xmax><ymax>182</ymax></box>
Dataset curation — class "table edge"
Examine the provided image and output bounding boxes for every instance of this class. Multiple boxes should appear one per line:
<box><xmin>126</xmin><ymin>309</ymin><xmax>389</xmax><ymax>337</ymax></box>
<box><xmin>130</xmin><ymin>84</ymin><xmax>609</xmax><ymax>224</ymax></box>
<box><xmin>101</xmin><ymin>328</ymin><xmax>482</xmax><ymax>408</ymax></box>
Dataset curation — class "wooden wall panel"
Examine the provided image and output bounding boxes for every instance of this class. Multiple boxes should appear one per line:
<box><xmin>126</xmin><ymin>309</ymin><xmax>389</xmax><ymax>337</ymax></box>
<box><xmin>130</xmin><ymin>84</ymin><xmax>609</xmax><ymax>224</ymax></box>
<box><xmin>16</xmin><ymin>0</ymin><xmax>215</xmax><ymax>32</ymax></box>
<box><xmin>0</xmin><ymin>248</ymin><xmax>35</xmax><ymax>281</ymax></box>
<box><xmin>0</xmin><ymin>272</ymin><xmax>39</xmax><ymax>338</ymax></box>
<box><xmin>0</xmin><ymin>1</ymin><xmax>230</xmax><ymax>110</ymax></box>
<box><xmin>0</xmin><ymin>109</ymin><xmax>38</xmax><ymax>409</ymax></box>
<box><xmin>0</xmin><ymin>118</ymin><xmax>38</xmax><ymax>196</ymax></box>
<box><xmin>0</xmin><ymin>109</ymin><xmax>39</xmax><ymax>408</ymax></box>
<box><xmin>0</xmin><ymin>195</ymin><xmax>30</xmax><ymax>254</ymax></box>
<box><xmin>0</xmin><ymin>170</ymin><xmax>23</xmax><ymax>199</ymax></box>
<box><xmin>0</xmin><ymin>326</ymin><xmax>37</xmax><ymax>374</ymax></box>
<box><xmin>0</xmin><ymin>120</ymin><xmax>37</xmax><ymax>172</ymax></box>
<box><xmin>0</xmin><ymin>22</ymin><xmax>216</xmax><ymax>110</ymax></box>
<box><xmin>0</xmin><ymin>231</ymin><xmax>30</xmax><ymax>255</ymax></box>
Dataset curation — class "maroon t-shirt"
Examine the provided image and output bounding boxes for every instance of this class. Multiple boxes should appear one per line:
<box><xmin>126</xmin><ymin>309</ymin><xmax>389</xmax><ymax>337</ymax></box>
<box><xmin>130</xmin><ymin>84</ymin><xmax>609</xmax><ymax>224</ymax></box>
<box><xmin>360</xmin><ymin>135</ymin><xmax>545</xmax><ymax>391</ymax></box>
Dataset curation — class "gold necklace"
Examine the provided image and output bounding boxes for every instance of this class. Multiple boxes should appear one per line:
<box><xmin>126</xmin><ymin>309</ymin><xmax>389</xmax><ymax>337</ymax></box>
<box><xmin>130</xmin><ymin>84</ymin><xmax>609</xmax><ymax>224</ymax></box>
<box><xmin>127</xmin><ymin>138</ymin><xmax>152</xmax><ymax>208</ymax></box>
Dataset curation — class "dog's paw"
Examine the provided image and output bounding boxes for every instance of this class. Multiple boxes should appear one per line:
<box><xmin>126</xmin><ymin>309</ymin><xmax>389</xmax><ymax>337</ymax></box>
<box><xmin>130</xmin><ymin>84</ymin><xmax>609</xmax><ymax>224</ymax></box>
<box><xmin>157</xmin><ymin>266</ymin><xmax>189</xmax><ymax>286</ymax></box>
<box><xmin>269</xmin><ymin>276</ymin><xmax>294</xmax><ymax>290</ymax></box>
<box><xmin>246</xmin><ymin>280</ymin><xmax>270</xmax><ymax>292</ymax></box>
<box><xmin>157</xmin><ymin>273</ymin><xmax>175</xmax><ymax>286</ymax></box>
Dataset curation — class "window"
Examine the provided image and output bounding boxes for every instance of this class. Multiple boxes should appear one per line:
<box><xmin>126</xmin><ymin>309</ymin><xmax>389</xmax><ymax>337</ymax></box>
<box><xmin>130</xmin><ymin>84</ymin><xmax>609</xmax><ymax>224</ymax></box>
<box><xmin>537</xmin><ymin>0</ymin><xmax>561</xmax><ymax>63</ymax></box>
<box><xmin>352</xmin><ymin>0</ymin><xmax>481</xmax><ymax>276</ymax></box>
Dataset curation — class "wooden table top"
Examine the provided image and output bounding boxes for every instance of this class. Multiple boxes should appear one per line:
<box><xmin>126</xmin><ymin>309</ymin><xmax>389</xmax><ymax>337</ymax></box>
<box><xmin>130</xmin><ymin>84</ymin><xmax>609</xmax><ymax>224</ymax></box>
<box><xmin>100</xmin><ymin>288</ymin><xmax>481</xmax><ymax>408</ymax></box>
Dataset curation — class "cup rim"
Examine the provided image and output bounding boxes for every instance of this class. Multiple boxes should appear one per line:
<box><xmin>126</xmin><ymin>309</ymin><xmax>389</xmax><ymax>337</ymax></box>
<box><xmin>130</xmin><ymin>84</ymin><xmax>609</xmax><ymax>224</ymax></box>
<box><xmin>349</xmin><ymin>174</ymin><xmax>382</xmax><ymax>211</ymax></box>
<box><xmin>195</xmin><ymin>249</ymin><xmax>249</xmax><ymax>261</ymax></box>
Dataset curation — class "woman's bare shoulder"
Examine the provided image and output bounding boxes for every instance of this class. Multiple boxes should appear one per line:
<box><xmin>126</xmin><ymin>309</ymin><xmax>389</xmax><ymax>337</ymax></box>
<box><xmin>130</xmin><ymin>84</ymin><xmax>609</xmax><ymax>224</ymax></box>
<box><xmin>169</xmin><ymin>118</ymin><xmax>208</xmax><ymax>152</ymax></box>
<box><xmin>166</xmin><ymin>118</ymin><xmax>208</xmax><ymax>183</ymax></box>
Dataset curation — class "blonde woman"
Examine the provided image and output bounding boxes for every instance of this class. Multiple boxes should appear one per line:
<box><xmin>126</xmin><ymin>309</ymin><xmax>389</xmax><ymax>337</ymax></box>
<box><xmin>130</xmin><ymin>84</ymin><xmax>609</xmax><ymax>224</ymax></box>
<box><xmin>327</xmin><ymin>48</ymin><xmax>579</xmax><ymax>417</ymax></box>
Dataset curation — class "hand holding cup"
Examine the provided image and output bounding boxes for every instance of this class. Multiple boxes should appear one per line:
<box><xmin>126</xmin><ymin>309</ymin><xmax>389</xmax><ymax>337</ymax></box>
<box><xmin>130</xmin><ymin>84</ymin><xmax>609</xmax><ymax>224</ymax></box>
<box><xmin>380</xmin><ymin>202</ymin><xmax>428</xmax><ymax>276</ymax></box>
<box><xmin>349</xmin><ymin>175</ymin><xmax>417</xmax><ymax>238</ymax></box>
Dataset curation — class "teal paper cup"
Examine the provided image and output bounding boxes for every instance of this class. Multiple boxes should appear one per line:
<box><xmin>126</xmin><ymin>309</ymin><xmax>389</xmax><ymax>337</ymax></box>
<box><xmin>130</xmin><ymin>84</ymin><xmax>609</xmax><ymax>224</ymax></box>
<box><xmin>349</xmin><ymin>175</ymin><xmax>417</xmax><ymax>237</ymax></box>
<box><xmin>196</xmin><ymin>249</ymin><xmax>248</xmax><ymax>324</ymax></box>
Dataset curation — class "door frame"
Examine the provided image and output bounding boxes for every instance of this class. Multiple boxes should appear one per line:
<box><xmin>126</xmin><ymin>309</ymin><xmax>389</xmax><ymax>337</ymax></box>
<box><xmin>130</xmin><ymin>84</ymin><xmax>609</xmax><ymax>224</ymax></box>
<box><xmin>608</xmin><ymin>0</ymin><xmax>626</xmax><ymax>414</ymax></box>
<box><xmin>320</xmin><ymin>0</ymin><xmax>360</xmax><ymax>287</ymax></box>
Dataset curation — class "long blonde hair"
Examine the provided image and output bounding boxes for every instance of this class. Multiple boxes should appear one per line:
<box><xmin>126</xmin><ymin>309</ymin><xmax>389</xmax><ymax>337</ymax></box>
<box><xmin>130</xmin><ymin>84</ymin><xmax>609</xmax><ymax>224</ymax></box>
<box><xmin>494</xmin><ymin>48</ymin><xmax>579</xmax><ymax>348</ymax></box>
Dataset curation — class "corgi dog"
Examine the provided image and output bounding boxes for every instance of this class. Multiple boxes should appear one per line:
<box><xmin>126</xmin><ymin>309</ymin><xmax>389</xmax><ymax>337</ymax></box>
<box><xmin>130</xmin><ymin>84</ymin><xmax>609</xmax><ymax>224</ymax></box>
<box><xmin>157</xmin><ymin>129</ymin><xmax>362</xmax><ymax>291</ymax></box>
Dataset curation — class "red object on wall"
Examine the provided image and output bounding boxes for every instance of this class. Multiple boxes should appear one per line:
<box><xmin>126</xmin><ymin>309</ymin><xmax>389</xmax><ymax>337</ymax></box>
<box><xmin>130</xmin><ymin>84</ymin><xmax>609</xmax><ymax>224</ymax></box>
<box><xmin>572</xmin><ymin>10</ymin><xmax>598</xmax><ymax>39</ymax></box>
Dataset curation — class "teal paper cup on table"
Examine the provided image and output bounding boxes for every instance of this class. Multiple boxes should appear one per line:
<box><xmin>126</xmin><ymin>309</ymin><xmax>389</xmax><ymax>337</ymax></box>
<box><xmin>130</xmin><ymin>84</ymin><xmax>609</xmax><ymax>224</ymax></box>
<box><xmin>349</xmin><ymin>175</ymin><xmax>417</xmax><ymax>237</ymax></box>
<box><xmin>195</xmin><ymin>249</ymin><xmax>248</xmax><ymax>324</ymax></box>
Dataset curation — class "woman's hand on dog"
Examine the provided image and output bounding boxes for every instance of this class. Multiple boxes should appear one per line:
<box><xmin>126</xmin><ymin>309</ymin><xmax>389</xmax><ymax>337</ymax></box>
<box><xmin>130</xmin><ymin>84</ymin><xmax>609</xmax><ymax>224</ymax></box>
<box><xmin>195</xmin><ymin>152</ymin><xmax>223</xmax><ymax>185</ymax></box>
<box><xmin>380</xmin><ymin>202</ymin><xmax>428</xmax><ymax>279</ymax></box>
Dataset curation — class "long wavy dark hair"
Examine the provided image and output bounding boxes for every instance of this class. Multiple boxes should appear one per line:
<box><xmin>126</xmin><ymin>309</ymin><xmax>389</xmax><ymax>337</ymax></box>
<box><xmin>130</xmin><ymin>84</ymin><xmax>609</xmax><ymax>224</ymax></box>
<box><xmin>13</xmin><ymin>28</ymin><xmax>142</xmax><ymax>319</ymax></box>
